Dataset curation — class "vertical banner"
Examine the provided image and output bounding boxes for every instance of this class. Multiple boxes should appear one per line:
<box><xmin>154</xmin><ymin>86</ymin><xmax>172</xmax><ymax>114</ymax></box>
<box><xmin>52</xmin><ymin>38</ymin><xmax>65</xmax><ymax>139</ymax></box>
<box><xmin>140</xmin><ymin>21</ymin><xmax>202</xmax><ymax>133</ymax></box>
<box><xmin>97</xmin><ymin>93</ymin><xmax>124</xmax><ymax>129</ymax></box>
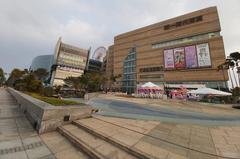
<box><xmin>196</xmin><ymin>43</ymin><xmax>211</xmax><ymax>67</ymax></box>
<box><xmin>174</xmin><ymin>48</ymin><xmax>185</xmax><ymax>68</ymax></box>
<box><xmin>164</xmin><ymin>49</ymin><xmax>174</xmax><ymax>69</ymax></box>
<box><xmin>185</xmin><ymin>45</ymin><xmax>198</xmax><ymax>68</ymax></box>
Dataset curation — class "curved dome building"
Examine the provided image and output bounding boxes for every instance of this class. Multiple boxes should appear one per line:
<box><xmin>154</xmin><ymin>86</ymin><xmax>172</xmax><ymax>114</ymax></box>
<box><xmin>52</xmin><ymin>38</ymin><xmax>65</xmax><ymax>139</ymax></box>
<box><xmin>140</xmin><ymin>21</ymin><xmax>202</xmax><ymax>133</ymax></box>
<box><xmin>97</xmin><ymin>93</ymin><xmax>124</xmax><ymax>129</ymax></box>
<box><xmin>30</xmin><ymin>55</ymin><xmax>54</xmax><ymax>72</ymax></box>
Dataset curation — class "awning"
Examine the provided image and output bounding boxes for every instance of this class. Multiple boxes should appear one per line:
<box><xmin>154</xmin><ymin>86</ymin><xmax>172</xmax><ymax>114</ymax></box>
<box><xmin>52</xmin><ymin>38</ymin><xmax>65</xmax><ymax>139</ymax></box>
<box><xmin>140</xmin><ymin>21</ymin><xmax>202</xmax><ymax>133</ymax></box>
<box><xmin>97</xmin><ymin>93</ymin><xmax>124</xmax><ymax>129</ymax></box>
<box><xmin>188</xmin><ymin>88</ymin><xmax>232</xmax><ymax>96</ymax></box>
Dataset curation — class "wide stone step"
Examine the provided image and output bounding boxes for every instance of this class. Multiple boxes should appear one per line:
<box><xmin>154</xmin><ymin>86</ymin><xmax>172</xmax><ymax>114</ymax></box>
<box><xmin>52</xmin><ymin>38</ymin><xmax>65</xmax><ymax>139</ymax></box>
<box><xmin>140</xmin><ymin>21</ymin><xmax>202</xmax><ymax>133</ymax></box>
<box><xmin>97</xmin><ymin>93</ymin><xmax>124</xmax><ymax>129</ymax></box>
<box><xmin>72</xmin><ymin>117</ymin><xmax>188</xmax><ymax>159</ymax></box>
<box><xmin>73</xmin><ymin>120</ymin><xmax>152</xmax><ymax>159</ymax></box>
<box><xmin>58</xmin><ymin>124</ymin><xmax>137</xmax><ymax>159</ymax></box>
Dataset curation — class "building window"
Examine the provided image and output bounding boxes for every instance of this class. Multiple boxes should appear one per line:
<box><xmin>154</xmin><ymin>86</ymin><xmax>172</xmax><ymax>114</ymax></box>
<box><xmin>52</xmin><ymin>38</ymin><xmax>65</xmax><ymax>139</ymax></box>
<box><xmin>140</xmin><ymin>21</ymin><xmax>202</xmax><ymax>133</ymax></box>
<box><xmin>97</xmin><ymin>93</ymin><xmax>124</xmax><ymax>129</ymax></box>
<box><xmin>139</xmin><ymin>74</ymin><xmax>164</xmax><ymax>80</ymax></box>
<box><xmin>139</xmin><ymin>66</ymin><xmax>164</xmax><ymax>73</ymax></box>
<box><xmin>152</xmin><ymin>32</ymin><xmax>220</xmax><ymax>49</ymax></box>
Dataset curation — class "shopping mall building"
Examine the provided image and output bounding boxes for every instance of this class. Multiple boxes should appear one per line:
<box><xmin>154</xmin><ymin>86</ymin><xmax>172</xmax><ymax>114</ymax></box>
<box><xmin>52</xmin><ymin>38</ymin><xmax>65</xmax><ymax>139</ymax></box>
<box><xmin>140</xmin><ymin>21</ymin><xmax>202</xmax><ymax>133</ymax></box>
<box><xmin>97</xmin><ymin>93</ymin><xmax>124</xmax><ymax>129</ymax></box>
<box><xmin>105</xmin><ymin>6</ymin><xmax>228</xmax><ymax>93</ymax></box>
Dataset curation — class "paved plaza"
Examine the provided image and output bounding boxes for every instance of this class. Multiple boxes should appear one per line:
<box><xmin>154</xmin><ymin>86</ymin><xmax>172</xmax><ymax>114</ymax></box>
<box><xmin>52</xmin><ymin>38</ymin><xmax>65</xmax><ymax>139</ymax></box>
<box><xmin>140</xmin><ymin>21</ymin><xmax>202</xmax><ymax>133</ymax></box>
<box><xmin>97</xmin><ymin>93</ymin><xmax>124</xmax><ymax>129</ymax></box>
<box><xmin>74</xmin><ymin>115</ymin><xmax>240</xmax><ymax>159</ymax></box>
<box><xmin>1</xmin><ymin>88</ymin><xmax>240</xmax><ymax>159</ymax></box>
<box><xmin>88</xmin><ymin>94</ymin><xmax>240</xmax><ymax>126</ymax></box>
<box><xmin>96</xmin><ymin>94</ymin><xmax>238</xmax><ymax>116</ymax></box>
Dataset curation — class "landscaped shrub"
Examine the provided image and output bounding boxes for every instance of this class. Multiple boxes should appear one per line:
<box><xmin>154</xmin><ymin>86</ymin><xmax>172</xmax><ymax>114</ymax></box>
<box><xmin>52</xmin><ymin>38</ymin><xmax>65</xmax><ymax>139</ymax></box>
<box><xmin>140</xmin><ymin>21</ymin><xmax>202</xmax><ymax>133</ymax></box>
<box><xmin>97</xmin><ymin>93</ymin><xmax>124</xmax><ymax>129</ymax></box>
<box><xmin>41</xmin><ymin>86</ymin><xmax>53</xmax><ymax>97</ymax></box>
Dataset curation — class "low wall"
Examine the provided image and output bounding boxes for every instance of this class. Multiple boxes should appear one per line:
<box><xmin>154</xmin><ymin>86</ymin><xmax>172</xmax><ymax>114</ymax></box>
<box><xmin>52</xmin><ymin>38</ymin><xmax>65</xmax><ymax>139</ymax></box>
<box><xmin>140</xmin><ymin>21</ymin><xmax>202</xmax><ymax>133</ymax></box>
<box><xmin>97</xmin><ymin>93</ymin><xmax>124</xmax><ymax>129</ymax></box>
<box><xmin>84</xmin><ymin>92</ymin><xmax>102</xmax><ymax>100</ymax></box>
<box><xmin>8</xmin><ymin>88</ymin><xmax>93</xmax><ymax>134</ymax></box>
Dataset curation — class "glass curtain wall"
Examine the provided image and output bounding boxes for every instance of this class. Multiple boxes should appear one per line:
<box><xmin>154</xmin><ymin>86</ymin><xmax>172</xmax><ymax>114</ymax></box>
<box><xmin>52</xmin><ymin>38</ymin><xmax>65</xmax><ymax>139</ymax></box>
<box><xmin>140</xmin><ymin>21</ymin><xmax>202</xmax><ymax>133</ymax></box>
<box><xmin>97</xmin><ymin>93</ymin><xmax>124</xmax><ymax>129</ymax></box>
<box><xmin>122</xmin><ymin>48</ymin><xmax>136</xmax><ymax>94</ymax></box>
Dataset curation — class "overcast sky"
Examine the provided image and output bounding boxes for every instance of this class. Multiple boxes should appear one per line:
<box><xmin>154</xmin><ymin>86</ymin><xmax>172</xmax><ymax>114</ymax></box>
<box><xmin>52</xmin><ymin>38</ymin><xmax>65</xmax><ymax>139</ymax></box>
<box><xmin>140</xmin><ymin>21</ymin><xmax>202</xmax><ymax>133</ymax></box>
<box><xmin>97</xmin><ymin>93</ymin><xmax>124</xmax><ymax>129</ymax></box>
<box><xmin>0</xmin><ymin>0</ymin><xmax>240</xmax><ymax>74</ymax></box>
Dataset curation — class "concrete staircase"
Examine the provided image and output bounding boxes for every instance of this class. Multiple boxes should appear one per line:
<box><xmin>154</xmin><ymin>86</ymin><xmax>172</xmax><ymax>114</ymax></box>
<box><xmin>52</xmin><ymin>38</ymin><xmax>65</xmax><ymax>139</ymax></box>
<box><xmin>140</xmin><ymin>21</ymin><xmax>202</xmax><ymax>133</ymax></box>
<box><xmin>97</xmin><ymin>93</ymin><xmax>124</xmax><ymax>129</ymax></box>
<box><xmin>57</xmin><ymin>120</ymin><xmax>149</xmax><ymax>159</ymax></box>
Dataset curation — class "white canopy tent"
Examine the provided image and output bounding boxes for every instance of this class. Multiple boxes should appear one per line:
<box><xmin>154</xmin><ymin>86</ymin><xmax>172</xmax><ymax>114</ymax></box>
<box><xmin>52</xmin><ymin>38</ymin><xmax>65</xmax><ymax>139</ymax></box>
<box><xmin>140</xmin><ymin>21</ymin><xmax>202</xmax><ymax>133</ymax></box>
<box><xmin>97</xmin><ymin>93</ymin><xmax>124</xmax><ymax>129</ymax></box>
<box><xmin>140</xmin><ymin>82</ymin><xmax>159</xmax><ymax>88</ymax></box>
<box><xmin>188</xmin><ymin>88</ymin><xmax>232</xmax><ymax>96</ymax></box>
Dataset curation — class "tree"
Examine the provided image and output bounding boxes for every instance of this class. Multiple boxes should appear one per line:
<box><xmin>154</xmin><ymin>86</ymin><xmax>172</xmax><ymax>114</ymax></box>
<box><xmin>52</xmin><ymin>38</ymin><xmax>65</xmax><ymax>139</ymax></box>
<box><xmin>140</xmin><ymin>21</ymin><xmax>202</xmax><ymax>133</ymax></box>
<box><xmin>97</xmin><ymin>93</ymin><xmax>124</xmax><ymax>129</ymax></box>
<box><xmin>63</xmin><ymin>72</ymin><xmax>105</xmax><ymax>93</ymax></box>
<box><xmin>80</xmin><ymin>72</ymin><xmax>105</xmax><ymax>92</ymax></box>
<box><xmin>33</xmin><ymin>68</ymin><xmax>49</xmax><ymax>81</ymax></box>
<box><xmin>6</xmin><ymin>68</ymin><xmax>44</xmax><ymax>93</ymax></box>
<box><xmin>23</xmin><ymin>73</ymin><xmax>43</xmax><ymax>92</ymax></box>
<box><xmin>232</xmin><ymin>87</ymin><xmax>240</xmax><ymax>103</ymax></box>
<box><xmin>54</xmin><ymin>85</ymin><xmax>62</xmax><ymax>94</ymax></box>
<box><xmin>6</xmin><ymin>69</ymin><xmax>26</xmax><ymax>87</ymax></box>
<box><xmin>0</xmin><ymin>68</ymin><xmax>5</xmax><ymax>86</ymax></box>
<box><xmin>229</xmin><ymin>52</ymin><xmax>240</xmax><ymax>64</ymax></box>
<box><xmin>110</xmin><ymin>74</ymin><xmax>122</xmax><ymax>82</ymax></box>
<box><xmin>217</xmin><ymin>52</ymin><xmax>240</xmax><ymax>89</ymax></box>
<box><xmin>64</xmin><ymin>76</ymin><xmax>81</xmax><ymax>90</ymax></box>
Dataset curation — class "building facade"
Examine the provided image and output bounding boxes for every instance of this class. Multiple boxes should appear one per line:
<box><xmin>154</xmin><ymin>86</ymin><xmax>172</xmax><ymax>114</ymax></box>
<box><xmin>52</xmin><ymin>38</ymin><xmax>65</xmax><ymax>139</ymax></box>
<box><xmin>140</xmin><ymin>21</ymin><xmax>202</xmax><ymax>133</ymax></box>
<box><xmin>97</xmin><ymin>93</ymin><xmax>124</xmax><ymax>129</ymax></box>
<box><xmin>29</xmin><ymin>55</ymin><xmax>54</xmax><ymax>82</ymax></box>
<box><xmin>110</xmin><ymin>7</ymin><xmax>228</xmax><ymax>93</ymax></box>
<box><xmin>87</xmin><ymin>59</ymin><xmax>103</xmax><ymax>72</ymax></box>
<box><xmin>30</xmin><ymin>55</ymin><xmax>54</xmax><ymax>72</ymax></box>
<box><xmin>50</xmin><ymin>38</ymin><xmax>89</xmax><ymax>86</ymax></box>
<box><xmin>104</xmin><ymin>45</ymin><xmax>114</xmax><ymax>89</ymax></box>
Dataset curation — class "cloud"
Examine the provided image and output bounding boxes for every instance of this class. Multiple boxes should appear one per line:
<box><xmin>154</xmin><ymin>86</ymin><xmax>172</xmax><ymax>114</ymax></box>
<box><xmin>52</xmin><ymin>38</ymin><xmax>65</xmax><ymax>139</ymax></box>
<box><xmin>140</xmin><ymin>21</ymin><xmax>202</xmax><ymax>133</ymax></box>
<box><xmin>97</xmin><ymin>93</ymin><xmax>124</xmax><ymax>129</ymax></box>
<box><xmin>0</xmin><ymin>0</ymin><xmax>240</xmax><ymax>82</ymax></box>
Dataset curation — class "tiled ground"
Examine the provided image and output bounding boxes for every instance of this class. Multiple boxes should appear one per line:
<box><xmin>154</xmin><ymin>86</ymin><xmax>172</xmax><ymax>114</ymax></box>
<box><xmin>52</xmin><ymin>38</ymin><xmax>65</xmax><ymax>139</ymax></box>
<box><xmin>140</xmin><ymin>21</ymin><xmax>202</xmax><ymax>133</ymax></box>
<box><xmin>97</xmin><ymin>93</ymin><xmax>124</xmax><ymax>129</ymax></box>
<box><xmin>78</xmin><ymin>115</ymin><xmax>240</xmax><ymax>159</ymax></box>
<box><xmin>0</xmin><ymin>88</ymin><xmax>55</xmax><ymax>159</ymax></box>
<box><xmin>40</xmin><ymin>132</ymin><xmax>89</xmax><ymax>159</ymax></box>
<box><xmin>0</xmin><ymin>88</ymin><xmax>91</xmax><ymax>159</ymax></box>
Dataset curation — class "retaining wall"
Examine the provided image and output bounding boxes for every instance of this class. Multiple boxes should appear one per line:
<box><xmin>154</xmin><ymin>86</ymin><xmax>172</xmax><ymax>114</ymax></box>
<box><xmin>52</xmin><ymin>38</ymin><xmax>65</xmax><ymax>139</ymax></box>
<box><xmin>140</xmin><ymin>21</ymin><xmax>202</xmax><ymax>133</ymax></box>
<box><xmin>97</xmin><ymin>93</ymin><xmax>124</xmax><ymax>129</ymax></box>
<box><xmin>8</xmin><ymin>88</ymin><xmax>93</xmax><ymax>134</ymax></box>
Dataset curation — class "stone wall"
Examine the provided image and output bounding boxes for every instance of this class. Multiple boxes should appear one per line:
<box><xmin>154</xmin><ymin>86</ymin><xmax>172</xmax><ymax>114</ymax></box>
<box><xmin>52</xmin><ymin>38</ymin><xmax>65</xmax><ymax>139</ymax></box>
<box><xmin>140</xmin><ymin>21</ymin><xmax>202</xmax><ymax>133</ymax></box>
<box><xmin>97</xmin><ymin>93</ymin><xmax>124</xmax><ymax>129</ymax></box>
<box><xmin>8</xmin><ymin>88</ymin><xmax>93</xmax><ymax>134</ymax></box>
<box><xmin>84</xmin><ymin>92</ymin><xmax>102</xmax><ymax>100</ymax></box>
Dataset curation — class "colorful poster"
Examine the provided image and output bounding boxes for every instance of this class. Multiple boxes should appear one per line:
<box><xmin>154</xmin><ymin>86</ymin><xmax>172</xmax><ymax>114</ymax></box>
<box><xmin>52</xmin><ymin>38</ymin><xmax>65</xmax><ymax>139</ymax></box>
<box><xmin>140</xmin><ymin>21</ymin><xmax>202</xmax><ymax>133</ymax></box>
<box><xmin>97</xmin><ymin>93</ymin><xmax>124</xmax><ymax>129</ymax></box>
<box><xmin>164</xmin><ymin>49</ymin><xmax>174</xmax><ymax>69</ymax></box>
<box><xmin>185</xmin><ymin>45</ymin><xmax>198</xmax><ymax>68</ymax></box>
<box><xmin>174</xmin><ymin>48</ymin><xmax>185</xmax><ymax>68</ymax></box>
<box><xmin>196</xmin><ymin>43</ymin><xmax>211</xmax><ymax>67</ymax></box>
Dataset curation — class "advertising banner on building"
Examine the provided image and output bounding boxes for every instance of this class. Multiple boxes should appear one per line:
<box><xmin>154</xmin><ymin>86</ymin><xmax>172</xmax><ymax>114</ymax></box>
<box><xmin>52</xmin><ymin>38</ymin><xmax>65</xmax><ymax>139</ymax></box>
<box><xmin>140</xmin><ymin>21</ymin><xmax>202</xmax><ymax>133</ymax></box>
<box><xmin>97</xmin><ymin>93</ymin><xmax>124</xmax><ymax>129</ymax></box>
<box><xmin>185</xmin><ymin>45</ymin><xmax>198</xmax><ymax>68</ymax></box>
<box><xmin>164</xmin><ymin>49</ymin><xmax>174</xmax><ymax>69</ymax></box>
<box><xmin>196</xmin><ymin>43</ymin><xmax>211</xmax><ymax>67</ymax></box>
<box><xmin>174</xmin><ymin>48</ymin><xmax>185</xmax><ymax>68</ymax></box>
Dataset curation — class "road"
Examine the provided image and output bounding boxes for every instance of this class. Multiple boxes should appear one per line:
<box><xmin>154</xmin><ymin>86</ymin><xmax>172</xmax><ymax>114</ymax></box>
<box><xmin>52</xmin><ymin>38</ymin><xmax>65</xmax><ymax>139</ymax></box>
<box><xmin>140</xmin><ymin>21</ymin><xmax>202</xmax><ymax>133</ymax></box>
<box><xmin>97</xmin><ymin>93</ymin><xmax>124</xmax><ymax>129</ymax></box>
<box><xmin>87</xmin><ymin>98</ymin><xmax>240</xmax><ymax>126</ymax></box>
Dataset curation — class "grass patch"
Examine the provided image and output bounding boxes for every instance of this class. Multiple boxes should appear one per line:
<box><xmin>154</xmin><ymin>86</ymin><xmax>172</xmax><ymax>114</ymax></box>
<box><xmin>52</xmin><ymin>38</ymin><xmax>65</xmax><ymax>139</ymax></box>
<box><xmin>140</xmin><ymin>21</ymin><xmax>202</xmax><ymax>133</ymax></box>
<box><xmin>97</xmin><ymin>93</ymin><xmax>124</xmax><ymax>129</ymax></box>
<box><xmin>26</xmin><ymin>92</ymin><xmax>80</xmax><ymax>106</ymax></box>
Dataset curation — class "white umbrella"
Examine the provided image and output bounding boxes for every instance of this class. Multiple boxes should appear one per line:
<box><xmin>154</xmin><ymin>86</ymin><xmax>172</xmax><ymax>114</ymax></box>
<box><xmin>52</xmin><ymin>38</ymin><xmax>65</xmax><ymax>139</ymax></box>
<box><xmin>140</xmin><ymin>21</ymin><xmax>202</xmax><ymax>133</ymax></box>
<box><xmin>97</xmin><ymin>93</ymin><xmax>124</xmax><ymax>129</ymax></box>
<box><xmin>188</xmin><ymin>88</ymin><xmax>231</xmax><ymax>96</ymax></box>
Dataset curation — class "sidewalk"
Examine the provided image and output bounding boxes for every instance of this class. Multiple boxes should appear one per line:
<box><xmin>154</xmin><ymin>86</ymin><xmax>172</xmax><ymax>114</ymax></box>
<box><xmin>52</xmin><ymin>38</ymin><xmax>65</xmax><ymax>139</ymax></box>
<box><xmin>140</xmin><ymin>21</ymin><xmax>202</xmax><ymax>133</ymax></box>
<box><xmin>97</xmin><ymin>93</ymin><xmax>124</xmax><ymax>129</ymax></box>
<box><xmin>0</xmin><ymin>88</ymin><xmax>90</xmax><ymax>159</ymax></box>
<box><xmin>0</xmin><ymin>88</ymin><xmax>55</xmax><ymax>159</ymax></box>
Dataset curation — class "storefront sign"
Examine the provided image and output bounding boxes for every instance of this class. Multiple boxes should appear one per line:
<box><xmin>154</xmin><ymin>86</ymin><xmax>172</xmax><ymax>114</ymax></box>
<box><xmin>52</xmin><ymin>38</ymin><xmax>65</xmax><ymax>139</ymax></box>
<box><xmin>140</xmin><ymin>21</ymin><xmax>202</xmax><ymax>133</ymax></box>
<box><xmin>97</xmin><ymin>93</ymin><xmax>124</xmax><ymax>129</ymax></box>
<box><xmin>164</xmin><ymin>16</ymin><xmax>202</xmax><ymax>30</ymax></box>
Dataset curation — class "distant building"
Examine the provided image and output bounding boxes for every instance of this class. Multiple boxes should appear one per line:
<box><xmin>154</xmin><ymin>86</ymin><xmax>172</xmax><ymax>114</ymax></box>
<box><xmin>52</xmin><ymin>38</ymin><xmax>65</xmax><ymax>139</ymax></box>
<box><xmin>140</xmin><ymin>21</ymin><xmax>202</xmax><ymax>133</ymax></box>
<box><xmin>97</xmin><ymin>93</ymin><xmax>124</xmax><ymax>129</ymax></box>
<box><xmin>50</xmin><ymin>38</ymin><xmax>89</xmax><ymax>86</ymax></box>
<box><xmin>86</xmin><ymin>47</ymin><xmax>107</xmax><ymax>73</ymax></box>
<box><xmin>30</xmin><ymin>55</ymin><xmax>54</xmax><ymax>72</ymax></box>
<box><xmin>103</xmin><ymin>45</ymin><xmax>114</xmax><ymax>89</ymax></box>
<box><xmin>104</xmin><ymin>7</ymin><xmax>228</xmax><ymax>93</ymax></box>
<box><xmin>29</xmin><ymin>55</ymin><xmax>54</xmax><ymax>81</ymax></box>
<box><xmin>87</xmin><ymin>59</ymin><xmax>103</xmax><ymax>72</ymax></box>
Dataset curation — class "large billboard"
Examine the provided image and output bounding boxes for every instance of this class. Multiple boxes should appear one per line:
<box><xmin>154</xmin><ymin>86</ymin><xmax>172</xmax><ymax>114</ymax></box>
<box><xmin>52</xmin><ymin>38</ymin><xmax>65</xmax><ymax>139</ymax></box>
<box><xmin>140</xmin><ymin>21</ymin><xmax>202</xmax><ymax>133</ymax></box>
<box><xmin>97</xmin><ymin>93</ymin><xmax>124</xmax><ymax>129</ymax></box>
<box><xmin>174</xmin><ymin>48</ymin><xmax>185</xmax><ymax>68</ymax></box>
<box><xmin>196</xmin><ymin>43</ymin><xmax>211</xmax><ymax>67</ymax></box>
<box><xmin>163</xmin><ymin>43</ymin><xmax>211</xmax><ymax>69</ymax></box>
<box><xmin>164</xmin><ymin>49</ymin><xmax>174</xmax><ymax>68</ymax></box>
<box><xmin>185</xmin><ymin>45</ymin><xmax>198</xmax><ymax>68</ymax></box>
